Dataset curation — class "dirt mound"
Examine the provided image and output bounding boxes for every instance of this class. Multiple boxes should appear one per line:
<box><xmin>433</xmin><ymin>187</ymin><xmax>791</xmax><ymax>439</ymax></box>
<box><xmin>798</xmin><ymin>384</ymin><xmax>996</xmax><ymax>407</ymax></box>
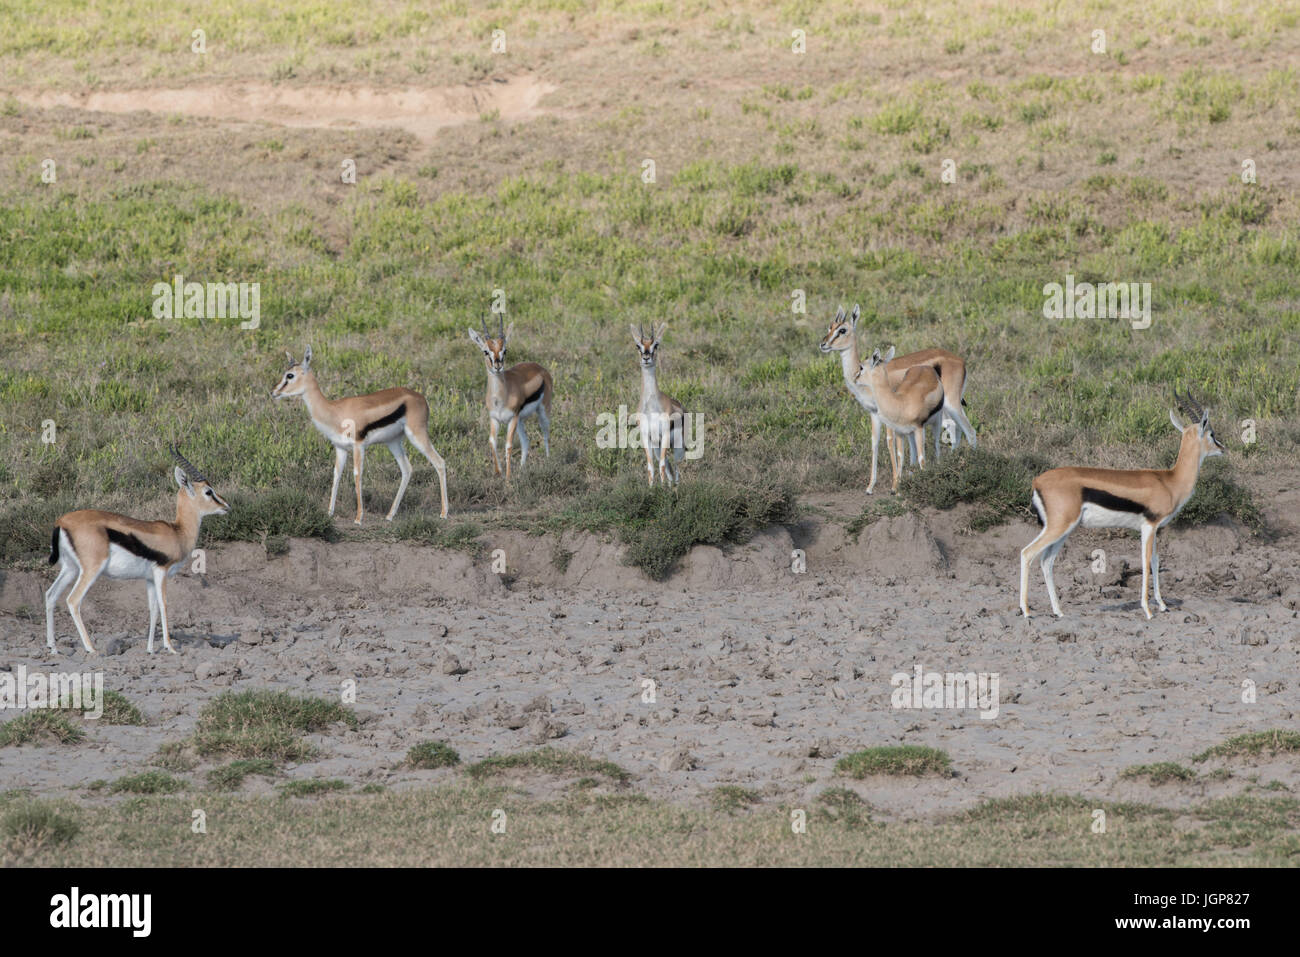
<box><xmin>7</xmin><ymin>75</ymin><xmax>556</xmax><ymax>142</ymax></box>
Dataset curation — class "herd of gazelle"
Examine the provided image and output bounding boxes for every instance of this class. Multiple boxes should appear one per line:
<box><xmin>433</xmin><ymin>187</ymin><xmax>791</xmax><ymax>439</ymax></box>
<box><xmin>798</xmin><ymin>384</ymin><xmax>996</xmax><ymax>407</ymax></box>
<box><xmin>44</xmin><ymin>308</ymin><xmax>1227</xmax><ymax>653</ymax></box>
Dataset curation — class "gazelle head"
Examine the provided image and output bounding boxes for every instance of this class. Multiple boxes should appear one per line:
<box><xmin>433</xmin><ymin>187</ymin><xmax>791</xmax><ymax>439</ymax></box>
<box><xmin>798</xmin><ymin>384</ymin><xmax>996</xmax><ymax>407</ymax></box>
<box><xmin>819</xmin><ymin>304</ymin><xmax>860</xmax><ymax>353</ymax></box>
<box><xmin>170</xmin><ymin>446</ymin><xmax>230</xmax><ymax>517</ymax></box>
<box><xmin>272</xmin><ymin>345</ymin><xmax>314</xmax><ymax>399</ymax></box>
<box><xmin>630</xmin><ymin>322</ymin><xmax>666</xmax><ymax>368</ymax></box>
<box><xmin>860</xmin><ymin>345</ymin><xmax>896</xmax><ymax>379</ymax></box>
<box><xmin>468</xmin><ymin>317</ymin><xmax>514</xmax><ymax>373</ymax></box>
<box><xmin>1170</xmin><ymin>390</ymin><xmax>1225</xmax><ymax>461</ymax></box>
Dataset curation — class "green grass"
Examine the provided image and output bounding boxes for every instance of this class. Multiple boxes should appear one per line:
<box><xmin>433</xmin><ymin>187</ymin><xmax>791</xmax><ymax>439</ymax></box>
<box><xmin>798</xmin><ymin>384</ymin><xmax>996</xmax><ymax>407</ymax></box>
<box><xmin>2</xmin><ymin>785</ymin><xmax>1296</xmax><ymax>866</ymax></box>
<box><xmin>897</xmin><ymin>448</ymin><xmax>1046</xmax><ymax>532</ymax></box>
<box><xmin>1175</xmin><ymin>464</ymin><xmax>1266</xmax><ymax>531</ymax></box>
<box><xmin>1</xmin><ymin>800</ymin><xmax>80</xmax><ymax>851</ymax></box>
<box><xmin>206</xmin><ymin>759</ymin><xmax>279</xmax><ymax>791</ymax></box>
<box><xmin>188</xmin><ymin>689</ymin><xmax>358</xmax><ymax>762</ymax></box>
<box><xmin>711</xmin><ymin>785</ymin><xmax>762</xmax><ymax>812</ymax></box>
<box><xmin>836</xmin><ymin>746</ymin><xmax>953</xmax><ymax>778</ymax></box>
<box><xmin>205</xmin><ymin>488</ymin><xmax>338</xmax><ymax>545</ymax></box>
<box><xmin>0</xmin><ymin>711</ymin><xmax>85</xmax><ymax>746</ymax></box>
<box><xmin>108</xmin><ymin>771</ymin><xmax>187</xmax><ymax>794</ymax></box>
<box><xmin>1120</xmin><ymin>762</ymin><xmax>1197</xmax><ymax>784</ymax></box>
<box><xmin>464</xmin><ymin>747</ymin><xmax>631</xmax><ymax>784</ymax></box>
<box><xmin>406</xmin><ymin>741</ymin><xmax>460</xmax><ymax>769</ymax></box>
<box><xmin>566</xmin><ymin>476</ymin><xmax>797</xmax><ymax>580</ymax></box>
<box><xmin>280</xmin><ymin>779</ymin><xmax>349</xmax><ymax>797</ymax></box>
<box><xmin>1193</xmin><ymin>730</ymin><xmax>1300</xmax><ymax>763</ymax></box>
<box><xmin>60</xmin><ymin>689</ymin><xmax>146</xmax><ymax>726</ymax></box>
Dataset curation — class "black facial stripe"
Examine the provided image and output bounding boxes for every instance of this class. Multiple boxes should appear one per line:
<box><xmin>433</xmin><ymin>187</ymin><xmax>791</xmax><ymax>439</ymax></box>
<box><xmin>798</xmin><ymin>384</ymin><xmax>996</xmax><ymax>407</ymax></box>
<box><xmin>1081</xmin><ymin>487</ymin><xmax>1158</xmax><ymax>522</ymax></box>
<box><xmin>359</xmin><ymin>402</ymin><xmax>406</xmax><ymax>439</ymax></box>
<box><xmin>107</xmin><ymin>528</ymin><xmax>171</xmax><ymax>567</ymax></box>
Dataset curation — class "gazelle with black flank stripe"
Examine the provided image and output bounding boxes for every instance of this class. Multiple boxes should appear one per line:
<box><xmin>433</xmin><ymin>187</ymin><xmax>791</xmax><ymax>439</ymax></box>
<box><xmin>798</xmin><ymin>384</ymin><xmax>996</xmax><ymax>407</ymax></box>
<box><xmin>855</xmin><ymin>346</ymin><xmax>946</xmax><ymax>493</ymax></box>
<box><xmin>272</xmin><ymin>345</ymin><xmax>449</xmax><ymax>523</ymax></box>
<box><xmin>467</xmin><ymin>318</ymin><xmax>554</xmax><ymax>480</ymax></box>
<box><xmin>631</xmin><ymin>322</ymin><xmax>686</xmax><ymax>486</ymax></box>
<box><xmin>1020</xmin><ymin>391</ymin><xmax>1225</xmax><ymax>620</ymax></box>
<box><xmin>820</xmin><ymin>304</ymin><xmax>976</xmax><ymax>493</ymax></box>
<box><xmin>46</xmin><ymin>448</ymin><xmax>230</xmax><ymax>655</ymax></box>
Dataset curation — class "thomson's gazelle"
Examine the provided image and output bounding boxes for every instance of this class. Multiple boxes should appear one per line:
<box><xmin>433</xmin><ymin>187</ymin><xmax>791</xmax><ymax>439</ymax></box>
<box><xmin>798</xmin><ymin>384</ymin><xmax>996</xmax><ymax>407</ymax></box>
<box><xmin>1020</xmin><ymin>391</ymin><xmax>1225</xmax><ymax>620</ymax></box>
<box><xmin>820</xmin><ymin>304</ymin><xmax>975</xmax><ymax>493</ymax></box>
<box><xmin>46</xmin><ymin>448</ymin><xmax>230</xmax><ymax>655</ymax></box>
<box><xmin>856</xmin><ymin>347</ymin><xmax>946</xmax><ymax>492</ymax></box>
<box><xmin>467</xmin><ymin>318</ymin><xmax>553</xmax><ymax>479</ymax></box>
<box><xmin>631</xmin><ymin>323</ymin><xmax>686</xmax><ymax>486</ymax></box>
<box><xmin>272</xmin><ymin>346</ymin><xmax>449</xmax><ymax>524</ymax></box>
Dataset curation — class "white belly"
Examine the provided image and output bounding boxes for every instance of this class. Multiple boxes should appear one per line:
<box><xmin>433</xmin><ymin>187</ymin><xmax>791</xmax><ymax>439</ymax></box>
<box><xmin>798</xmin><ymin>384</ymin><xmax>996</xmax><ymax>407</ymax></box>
<box><xmin>1079</xmin><ymin>503</ymin><xmax>1146</xmax><ymax>531</ymax></box>
<box><xmin>104</xmin><ymin>543</ymin><xmax>157</xmax><ymax>580</ymax></box>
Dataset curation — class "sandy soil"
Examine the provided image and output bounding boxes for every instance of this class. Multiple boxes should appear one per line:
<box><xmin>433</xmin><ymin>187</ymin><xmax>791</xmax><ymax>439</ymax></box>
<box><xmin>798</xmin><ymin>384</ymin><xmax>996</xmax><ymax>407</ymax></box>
<box><xmin>7</xmin><ymin>75</ymin><xmax>557</xmax><ymax>142</ymax></box>
<box><xmin>2</xmin><ymin>496</ymin><xmax>1297</xmax><ymax>818</ymax></box>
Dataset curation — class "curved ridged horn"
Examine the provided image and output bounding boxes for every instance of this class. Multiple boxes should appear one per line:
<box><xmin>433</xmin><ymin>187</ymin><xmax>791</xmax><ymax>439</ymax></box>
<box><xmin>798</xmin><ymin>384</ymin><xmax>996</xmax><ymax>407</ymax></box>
<box><xmin>170</xmin><ymin>445</ymin><xmax>206</xmax><ymax>483</ymax></box>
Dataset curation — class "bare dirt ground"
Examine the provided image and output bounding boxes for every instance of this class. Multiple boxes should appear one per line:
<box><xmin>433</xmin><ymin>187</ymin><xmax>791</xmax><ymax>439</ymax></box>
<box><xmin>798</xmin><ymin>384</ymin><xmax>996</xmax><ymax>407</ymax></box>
<box><xmin>3</xmin><ymin>490</ymin><xmax>1297</xmax><ymax>819</ymax></box>
<box><xmin>7</xmin><ymin>75</ymin><xmax>558</xmax><ymax>143</ymax></box>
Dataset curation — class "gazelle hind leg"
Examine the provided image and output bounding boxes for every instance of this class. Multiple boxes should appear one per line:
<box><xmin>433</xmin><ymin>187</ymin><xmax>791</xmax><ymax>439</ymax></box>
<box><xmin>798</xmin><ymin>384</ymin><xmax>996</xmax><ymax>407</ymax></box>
<box><xmin>385</xmin><ymin>439</ymin><xmax>412</xmax><ymax>520</ymax></box>
<box><xmin>65</xmin><ymin>559</ymin><xmax>107</xmax><ymax>654</ymax></box>
<box><xmin>504</xmin><ymin>416</ymin><xmax>518</xmax><ymax>481</ymax></box>
<box><xmin>352</xmin><ymin>442</ymin><xmax>366</xmax><ymax>524</ymax></box>
<box><xmin>538</xmin><ymin>407</ymin><xmax>551</xmax><ymax>457</ymax></box>
<box><xmin>1139</xmin><ymin>523</ymin><xmax>1155</xmax><ymax>620</ymax></box>
<box><xmin>1040</xmin><ymin>539</ymin><xmax>1066</xmax><ymax>617</ymax></box>
<box><xmin>405</xmin><ymin>426</ymin><xmax>449</xmax><ymax>519</ymax></box>
<box><xmin>45</xmin><ymin>559</ymin><xmax>76</xmax><ymax>653</ymax></box>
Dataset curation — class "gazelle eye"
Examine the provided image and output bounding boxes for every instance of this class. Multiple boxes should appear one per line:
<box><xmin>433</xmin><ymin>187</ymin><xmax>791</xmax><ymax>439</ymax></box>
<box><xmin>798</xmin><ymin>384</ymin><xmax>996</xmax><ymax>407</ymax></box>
<box><xmin>205</xmin><ymin>489</ymin><xmax>213</xmax><ymax>497</ymax></box>
<box><xmin>286</xmin><ymin>373</ymin><xmax>294</xmax><ymax>379</ymax></box>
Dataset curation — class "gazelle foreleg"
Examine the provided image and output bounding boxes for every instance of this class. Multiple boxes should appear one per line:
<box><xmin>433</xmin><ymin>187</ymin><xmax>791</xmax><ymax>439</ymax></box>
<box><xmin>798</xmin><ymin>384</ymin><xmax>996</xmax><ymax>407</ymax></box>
<box><xmin>1139</xmin><ymin>522</ymin><xmax>1156</xmax><ymax>620</ymax></box>
<box><xmin>146</xmin><ymin>579</ymin><xmax>159</xmax><ymax>653</ymax></box>
<box><xmin>1151</xmin><ymin>536</ymin><xmax>1166</xmax><ymax>612</ymax></box>
<box><xmin>504</xmin><ymin>416</ymin><xmax>518</xmax><ymax>481</ymax></box>
<box><xmin>517</xmin><ymin>417</ymin><xmax>530</xmax><ymax>471</ymax></box>
<box><xmin>867</xmin><ymin>413</ymin><xmax>882</xmax><ymax>494</ymax></box>
<box><xmin>488</xmin><ymin>419</ymin><xmax>502</xmax><ymax>475</ymax></box>
<box><xmin>328</xmin><ymin>446</ymin><xmax>347</xmax><ymax>517</ymax></box>
<box><xmin>152</xmin><ymin>565</ymin><xmax>175</xmax><ymax>654</ymax></box>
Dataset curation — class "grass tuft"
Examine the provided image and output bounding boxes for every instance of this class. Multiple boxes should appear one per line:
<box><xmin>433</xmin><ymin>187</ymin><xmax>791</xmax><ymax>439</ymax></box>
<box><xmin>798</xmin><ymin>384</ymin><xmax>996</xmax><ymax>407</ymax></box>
<box><xmin>0</xmin><ymin>711</ymin><xmax>85</xmax><ymax>746</ymax></box>
<box><xmin>407</xmin><ymin>740</ymin><xmax>460</xmax><ymax>769</ymax></box>
<box><xmin>1120</xmin><ymin>762</ymin><xmax>1197</xmax><ymax>784</ymax></box>
<box><xmin>1193</xmin><ymin>730</ymin><xmax>1300</xmax><ymax>763</ymax></box>
<box><xmin>464</xmin><ymin>747</ymin><xmax>630</xmax><ymax>783</ymax></box>
<box><xmin>836</xmin><ymin>745</ymin><xmax>952</xmax><ymax>777</ymax></box>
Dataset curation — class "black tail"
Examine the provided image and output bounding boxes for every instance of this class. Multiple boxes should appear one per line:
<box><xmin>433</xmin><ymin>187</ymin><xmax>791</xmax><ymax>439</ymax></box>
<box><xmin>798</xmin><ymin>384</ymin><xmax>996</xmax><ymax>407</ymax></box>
<box><xmin>49</xmin><ymin>526</ymin><xmax>60</xmax><ymax>564</ymax></box>
<box><xmin>961</xmin><ymin>398</ymin><xmax>967</xmax><ymax>407</ymax></box>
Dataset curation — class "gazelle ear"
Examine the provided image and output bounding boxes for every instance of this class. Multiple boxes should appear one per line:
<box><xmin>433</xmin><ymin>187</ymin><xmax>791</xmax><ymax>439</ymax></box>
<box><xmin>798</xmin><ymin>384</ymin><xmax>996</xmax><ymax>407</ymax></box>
<box><xmin>1169</xmin><ymin>409</ymin><xmax>1187</xmax><ymax>433</ymax></box>
<box><xmin>468</xmin><ymin>327</ymin><xmax>484</xmax><ymax>346</ymax></box>
<box><xmin>284</xmin><ymin>350</ymin><xmax>295</xmax><ymax>365</ymax></box>
<box><xmin>303</xmin><ymin>345</ymin><xmax>313</xmax><ymax>368</ymax></box>
<box><xmin>653</xmin><ymin>322</ymin><xmax>667</xmax><ymax>344</ymax></box>
<box><xmin>870</xmin><ymin>349</ymin><xmax>883</xmax><ymax>364</ymax></box>
<box><xmin>503</xmin><ymin>322</ymin><xmax>515</xmax><ymax>343</ymax></box>
<box><xmin>834</xmin><ymin>306</ymin><xmax>846</xmax><ymax>322</ymax></box>
<box><xmin>850</xmin><ymin>304</ymin><xmax>861</xmax><ymax>326</ymax></box>
<box><xmin>629</xmin><ymin>324</ymin><xmax>641</xmax><ymax>343</ymax></box>
<box><xmin>174</xmin><ymin>466</ymin><xmax>193</xmax><ymax>494</ymax></box>
<box><xmin>883</xmin><ymin>345</ymin><xmax>896</xmax><ymax>362</ymax></box>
